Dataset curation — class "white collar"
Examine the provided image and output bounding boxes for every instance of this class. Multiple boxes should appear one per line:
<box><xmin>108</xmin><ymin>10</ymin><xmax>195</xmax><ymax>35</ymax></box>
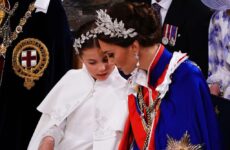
<box><xmin>35</xmin><ymin>0</ymin><xmax>51</xmax><ymax>13</ymax></box>
<box><xmin>127</xmin><ymin>68</ymin><xmax>148</xmax><ymax>95</ymax></box>
<box><xmin>129</xmin><ymin>44</ymin><xmax>162</xmax><ymax>90</ymax></box>
<box><xmin>133</xmin><ymin>69</ymin><xmax>148</xmax><ymax>87</ymax></box>
<box><xmin>151</xmin><ymin>0</ymin><xmax>172</xmax><ymax>11</ymax></box>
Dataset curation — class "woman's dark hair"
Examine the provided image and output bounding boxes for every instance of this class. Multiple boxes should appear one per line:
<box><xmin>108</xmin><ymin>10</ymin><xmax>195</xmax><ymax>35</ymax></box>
<box><xmin>75</xmin><ymin>20</ymin><xmax>100</xmax><ymax>56</ymax></box>
<box><xmin>97</xmin><ymin>2</ymin><xmax>162</xmax><ymax>47</ymax></box>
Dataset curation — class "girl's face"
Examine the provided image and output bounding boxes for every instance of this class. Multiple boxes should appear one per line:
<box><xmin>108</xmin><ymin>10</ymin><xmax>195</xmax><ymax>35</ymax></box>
<box><xmin>98</xmin><ymin>40</ymin><xmax>137</xmax><ymax>75</ymax></box>
<box><xmin>81</xmin><ymin>47</ymin><xmax>115</xmax><ymax>81</ymax></box>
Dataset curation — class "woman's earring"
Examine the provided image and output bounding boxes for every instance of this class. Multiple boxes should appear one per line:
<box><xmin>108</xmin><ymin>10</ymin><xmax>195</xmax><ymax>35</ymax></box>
<box><xmin>135</xmin><ymin>53</ymin><xmax>140</xmax><ymax>67</ymax></box>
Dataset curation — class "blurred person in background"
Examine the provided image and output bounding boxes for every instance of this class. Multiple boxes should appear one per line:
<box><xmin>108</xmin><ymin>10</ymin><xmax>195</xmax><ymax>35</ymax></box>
<box><xmin>0</xmin><ymin>0</ymin><xmax>73</xmax><ymax>149</ymax></box>
<box><xmin>201</xmin><ymin>0</ymin><xmax>230</xmax><ymax>149</ymax></box>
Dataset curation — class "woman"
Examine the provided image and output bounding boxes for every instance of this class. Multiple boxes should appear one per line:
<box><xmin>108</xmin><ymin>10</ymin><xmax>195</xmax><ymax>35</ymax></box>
<box><xmin>201</xmin><ymin>0</ymin><xmax>230</xmax><ymax>149</ymax></box>
<box><xmin>27</xmin><ymin>21</ymin><xmax>128</xmax><ymax>150</ymax></box>
<box><xmin>201</xmin><ymin>0</ymin><xmax>230</xmax><ymax>100</ymax></box>
<box><xmin>0</xmin><ymin>0</ymin><xmax>73</xmax><ymax>149</ymax></box>
<box><xmin>94</xmin><ymin>2</ymin><xmax>222</xmax><ymax>150</ymax></box>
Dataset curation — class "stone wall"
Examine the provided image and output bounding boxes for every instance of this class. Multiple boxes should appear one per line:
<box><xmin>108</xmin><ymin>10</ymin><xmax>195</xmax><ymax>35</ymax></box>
<box><xmin>63</xmin><ymin>0</ymin><xmax>124</xmax><ymax>32</ymax></box>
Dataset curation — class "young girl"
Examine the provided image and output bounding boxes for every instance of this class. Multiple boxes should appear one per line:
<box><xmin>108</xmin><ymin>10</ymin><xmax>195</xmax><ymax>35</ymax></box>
<box><xmin>27</xmin><ymin>21</ymin><xmax>128</xmax><ymax>150</ymax></box>
<box><xmin>94</xmin><ymin>2</ymin><xmax>222</xmax><ymax>150</ymax></box>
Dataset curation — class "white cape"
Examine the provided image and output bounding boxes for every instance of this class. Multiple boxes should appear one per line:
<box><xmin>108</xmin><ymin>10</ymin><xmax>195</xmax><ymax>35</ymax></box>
<box><xmin>28</xmin><ymin>66</ymin><xmax>128</xmax><ymax>150</ymax></box>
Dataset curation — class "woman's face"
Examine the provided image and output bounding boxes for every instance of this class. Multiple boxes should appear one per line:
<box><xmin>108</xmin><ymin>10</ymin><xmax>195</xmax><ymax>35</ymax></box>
<box><xmin>98</xmin><ymin>40</ymin><xmax>137</xmax><ymax>75</ymax></box>
<box><xmin>81</xmin><ymin>47</ymin><xmax>115</xmax><ymax>81</ymax></box>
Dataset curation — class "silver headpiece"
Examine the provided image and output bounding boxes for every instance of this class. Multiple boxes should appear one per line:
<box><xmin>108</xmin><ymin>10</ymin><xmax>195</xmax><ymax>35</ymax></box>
<box><xmin>73</xmin><ymin>9</ymin><xmax>138</xmax><ymax>54</ymax></box>
<box><xmin>73</xmin><ymin>30</ymin><xmax>97</xmax><ymax>55</ymax></box>
<box><xmin>94</xmin><ymin>9</ymin><xmax>138</xmax><ymax>39</ymax></box>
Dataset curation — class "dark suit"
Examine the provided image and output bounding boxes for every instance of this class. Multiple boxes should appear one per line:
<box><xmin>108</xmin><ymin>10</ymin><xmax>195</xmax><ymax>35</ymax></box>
<box><xmin>211</xmin><ymin>95</ymin><xmax>230</xmax><ymax>150</ymax></box>
<box><xmin>0</xmin><ymin>0</ymin><xmax>73</xmax><ymax>149</ymax></box>
<box><xmin>164</xmin><ymin>0</ymin><xmax>212</xmax><ymax>78</ymax></box>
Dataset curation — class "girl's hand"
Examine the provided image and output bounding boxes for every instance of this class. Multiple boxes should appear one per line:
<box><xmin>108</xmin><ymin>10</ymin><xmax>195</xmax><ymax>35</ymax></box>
<box><xmin>38</xmin><ymin>136</ymin><xmax>55</xmax><ymax>150</ymax></box>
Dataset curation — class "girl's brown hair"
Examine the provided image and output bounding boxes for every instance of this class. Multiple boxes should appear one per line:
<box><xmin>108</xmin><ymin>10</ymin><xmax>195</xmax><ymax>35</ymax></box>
<box><xmin>75</xmin><ymin>20</ymin><xmax>100</xmax><ymax>56</ymax></box>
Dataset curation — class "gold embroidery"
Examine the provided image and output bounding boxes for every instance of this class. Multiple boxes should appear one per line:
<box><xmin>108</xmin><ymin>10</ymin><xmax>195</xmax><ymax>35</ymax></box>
<box><xmin>0</xmin><ymin>0</ymin><xmax>10</xmax><ymax>25</ymax></box>
<box><xmin>0</xmin><ymin>1</ymin><xmax>18</xmax><ymax>55</ymax></box>
<box><xmin>12</xmin><ymin>38</ymin><xmax>49</xmax><ymax>90</ymax></box>
<box><xmin>0</xmin><ymin>2</ymin><xmax>35</xmax><ymax>57</ymax></box>
<box><xmin>166</xmin><ymin>131</ymin><xmax>202</xmax><ymax>150</ymax></box>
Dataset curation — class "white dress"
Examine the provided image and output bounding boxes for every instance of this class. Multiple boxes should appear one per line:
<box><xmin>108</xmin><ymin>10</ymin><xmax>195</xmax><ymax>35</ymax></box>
<box><xmin>27</xmin><ymin>66</ymin><xmax>128</xmax><ymax>150</ymax></box>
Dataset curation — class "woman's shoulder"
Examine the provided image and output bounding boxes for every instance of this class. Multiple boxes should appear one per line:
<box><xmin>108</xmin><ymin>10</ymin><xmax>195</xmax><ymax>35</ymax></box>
<box><xmin>211</xmin><ymin>10</ymin><xmax>225</xmax><ymax>22</ymax></box>
<box><xmin>175</xmin><ymin>60</ymin><xmax>205</xmax><ymax>81</ymax></box>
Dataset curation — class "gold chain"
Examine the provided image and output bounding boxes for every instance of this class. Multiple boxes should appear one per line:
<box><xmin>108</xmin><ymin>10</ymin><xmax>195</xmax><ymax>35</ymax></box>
<box><xmin>0</xmin><ymin>2</ymin><xmax>35</xmax><ymax>57</ymax></box>
<box><xmin>137</xmin><ymin>86</ymin><xmax>162</xmax><ymax>150</ymax></box>
<box><xmin>137</xmin><ymin>86</ymin><xmax>155</xmax><ymax>131</ymax></box>
<box><xmin>0</xmin><ymin>1</ymin><xmax>18</xmax><ymax>28</ymax></box>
